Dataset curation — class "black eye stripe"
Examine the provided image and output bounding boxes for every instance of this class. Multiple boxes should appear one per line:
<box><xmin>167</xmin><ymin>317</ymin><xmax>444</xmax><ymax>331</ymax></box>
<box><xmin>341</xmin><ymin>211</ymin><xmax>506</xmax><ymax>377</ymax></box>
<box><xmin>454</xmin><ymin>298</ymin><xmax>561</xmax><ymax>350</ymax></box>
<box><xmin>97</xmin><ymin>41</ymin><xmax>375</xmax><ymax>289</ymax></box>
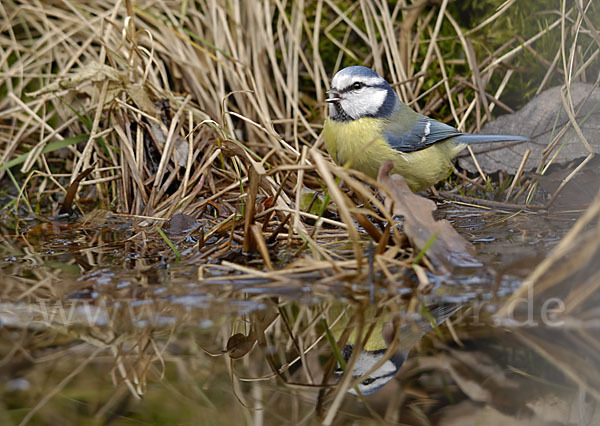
<box><xmin>338</xmin><ymin>82</ymin><xmax>386</xmax><ymax>93</ymax></box>
<box><xmin>340</xmin><ymin>82</ymin><xmax>364</xmax><ymax>93</ymax></box>
<box><xmin>339</xmin><ymin>87</ymin><xmax>357</xmax><ymax>94</ymax></box>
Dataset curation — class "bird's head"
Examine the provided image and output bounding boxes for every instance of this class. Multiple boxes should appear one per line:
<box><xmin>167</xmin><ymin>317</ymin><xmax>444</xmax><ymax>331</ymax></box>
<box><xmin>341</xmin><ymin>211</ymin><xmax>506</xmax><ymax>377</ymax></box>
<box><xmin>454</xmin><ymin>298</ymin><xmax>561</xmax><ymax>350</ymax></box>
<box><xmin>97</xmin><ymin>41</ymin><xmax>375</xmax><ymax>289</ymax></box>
<box><xmin>333</xmin><ymin>345</ymin><xmax>407</xmax><ymax>395</ymax></box>
<box><xmin>326</xmin><ymin>66</ymin><xmax>397</xmax><ymax>122</ymax></box>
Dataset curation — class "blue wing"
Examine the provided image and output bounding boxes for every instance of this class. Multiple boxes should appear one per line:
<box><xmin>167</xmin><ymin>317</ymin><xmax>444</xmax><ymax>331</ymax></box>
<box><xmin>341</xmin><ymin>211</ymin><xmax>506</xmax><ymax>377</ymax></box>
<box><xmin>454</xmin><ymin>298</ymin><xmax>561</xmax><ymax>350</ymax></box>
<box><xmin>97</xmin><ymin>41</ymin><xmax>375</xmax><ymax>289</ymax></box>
<box><xmin>384</xmin><ymin>116</ymin><xmax>463</xmax><ymax>153</ymax></box>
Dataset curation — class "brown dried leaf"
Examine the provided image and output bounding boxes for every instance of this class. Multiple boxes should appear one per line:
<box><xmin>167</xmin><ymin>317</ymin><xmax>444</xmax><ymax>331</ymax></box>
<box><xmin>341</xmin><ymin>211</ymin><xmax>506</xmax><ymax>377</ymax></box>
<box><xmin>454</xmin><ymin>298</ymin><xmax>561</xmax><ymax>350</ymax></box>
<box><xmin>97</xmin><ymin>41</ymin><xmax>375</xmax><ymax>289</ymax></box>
<box><xmin>28</xmin><ymin>62</ymin><xmax>123</xmax><ymax>98</ymax></box>
<box><xmin>167</xmin><ymin>213</ymin><xmax>198</xmax><ymax>235</ymax></box>
<box><xmin>59</xmin><ymin>166</ymin><xmax>95</xmax><ymax>215</ymax></box>
<box><xmin>226</xmin><ymin>333</ymin><xmax>256</xmax><ymax>359</ymax></box>
<box><xmin>28</xmin><ymin>63</ymin><xmax>159</xmax><ymax>118</ymax></box>
<box><xmin>126</xmin><ymin>83</ymin><xmax>156</xmax><ymax>115</ymax></box>
<box><xmin>377</xmin><ymin>161</ymin><xmax>482</xmax><ymax>272</ymax></box>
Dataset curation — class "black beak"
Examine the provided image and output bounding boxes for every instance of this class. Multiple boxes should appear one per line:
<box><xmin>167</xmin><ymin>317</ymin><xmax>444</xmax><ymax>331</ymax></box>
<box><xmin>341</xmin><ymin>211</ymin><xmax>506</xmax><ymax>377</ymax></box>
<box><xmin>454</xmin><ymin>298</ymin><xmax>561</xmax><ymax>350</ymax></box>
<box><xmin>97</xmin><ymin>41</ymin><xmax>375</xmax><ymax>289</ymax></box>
<box><xmin>326</xmin><ymin>89</ymin><xmax>341</xmax><ymax>103</ymax></box>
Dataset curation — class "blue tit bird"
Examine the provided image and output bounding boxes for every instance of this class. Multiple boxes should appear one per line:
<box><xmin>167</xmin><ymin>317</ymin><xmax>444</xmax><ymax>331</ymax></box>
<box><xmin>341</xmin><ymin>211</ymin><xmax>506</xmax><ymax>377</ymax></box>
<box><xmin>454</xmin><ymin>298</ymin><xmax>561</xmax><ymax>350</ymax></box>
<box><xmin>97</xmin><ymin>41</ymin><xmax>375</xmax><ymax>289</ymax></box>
<box><xmin>323</xmin><ymin>66</ymin><xmax>530</xmax><ymax>191</ymax></box>
<box><xmin>330</xmin><ymin>303</ymin><xmax>461</xmax><ymax>395</ymax></box>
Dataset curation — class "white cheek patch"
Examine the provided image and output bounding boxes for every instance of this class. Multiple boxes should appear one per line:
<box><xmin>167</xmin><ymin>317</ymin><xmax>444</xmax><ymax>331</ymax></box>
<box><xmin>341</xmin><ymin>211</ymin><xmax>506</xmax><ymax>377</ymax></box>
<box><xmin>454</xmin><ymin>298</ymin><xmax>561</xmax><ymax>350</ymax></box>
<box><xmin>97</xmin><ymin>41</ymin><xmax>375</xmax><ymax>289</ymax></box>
<box><xmin>348</xmin><ymin>356</ymin><xmax>397</xmax><ymax>395</ymax></box>
<box><xmin>352</xmin><ymin>355</ymin><xmax>396</xmax><ymax>377</ymax></box>
<box><xmin>341</xmin><ymin>87</ymin><xmax>387</xmax><ymax>119</ymax></box>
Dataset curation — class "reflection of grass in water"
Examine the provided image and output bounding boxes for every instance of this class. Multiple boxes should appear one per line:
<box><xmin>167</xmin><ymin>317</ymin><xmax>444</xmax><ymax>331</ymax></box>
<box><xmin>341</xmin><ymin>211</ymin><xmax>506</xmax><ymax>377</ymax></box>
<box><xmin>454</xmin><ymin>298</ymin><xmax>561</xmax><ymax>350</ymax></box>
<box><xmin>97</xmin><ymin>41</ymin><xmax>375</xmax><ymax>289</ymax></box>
<box><xmin>2</xmin><ymin>296</ymin><xmax>596</xmax><ymax>424</ymax></box>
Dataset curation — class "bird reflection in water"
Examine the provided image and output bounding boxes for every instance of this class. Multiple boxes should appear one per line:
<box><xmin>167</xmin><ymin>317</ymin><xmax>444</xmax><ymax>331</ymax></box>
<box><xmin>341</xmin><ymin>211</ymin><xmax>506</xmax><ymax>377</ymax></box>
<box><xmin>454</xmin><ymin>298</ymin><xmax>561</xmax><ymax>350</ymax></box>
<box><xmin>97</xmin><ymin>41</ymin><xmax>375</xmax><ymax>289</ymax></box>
<box><xmin>328</xmin><ymin>302</ymin><xmax>461</xmax><ymax>395</ymax></box>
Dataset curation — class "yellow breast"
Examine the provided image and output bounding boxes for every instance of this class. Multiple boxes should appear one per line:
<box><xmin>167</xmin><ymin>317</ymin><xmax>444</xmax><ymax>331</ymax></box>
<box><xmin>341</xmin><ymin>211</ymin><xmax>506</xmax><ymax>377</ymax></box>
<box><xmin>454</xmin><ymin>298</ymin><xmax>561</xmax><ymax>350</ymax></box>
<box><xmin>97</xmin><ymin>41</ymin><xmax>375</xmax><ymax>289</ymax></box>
<box><xmin>329</xmin><ymin>304</ymin><xmax>389</xmax><ymax>351</ymax></box>
<box><xmin>323</xmin><ymin>117</ymin><xmax>464</xmax><ymax>191</ymax></box>
<box><xmin>323</xmin><ymin>117</ymin><xmax>392</xmax><ymax>177</ymax></box>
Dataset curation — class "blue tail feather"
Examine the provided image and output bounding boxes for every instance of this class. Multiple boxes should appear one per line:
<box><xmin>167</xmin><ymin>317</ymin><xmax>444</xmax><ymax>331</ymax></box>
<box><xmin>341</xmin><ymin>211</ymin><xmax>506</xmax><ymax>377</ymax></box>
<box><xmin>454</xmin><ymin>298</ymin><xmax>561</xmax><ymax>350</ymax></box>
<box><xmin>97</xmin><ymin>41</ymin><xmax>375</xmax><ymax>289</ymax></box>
<box><xmin>454</xmin><ymin>134</ymin><xmax>530</xmax><ymax>144</ymax></box>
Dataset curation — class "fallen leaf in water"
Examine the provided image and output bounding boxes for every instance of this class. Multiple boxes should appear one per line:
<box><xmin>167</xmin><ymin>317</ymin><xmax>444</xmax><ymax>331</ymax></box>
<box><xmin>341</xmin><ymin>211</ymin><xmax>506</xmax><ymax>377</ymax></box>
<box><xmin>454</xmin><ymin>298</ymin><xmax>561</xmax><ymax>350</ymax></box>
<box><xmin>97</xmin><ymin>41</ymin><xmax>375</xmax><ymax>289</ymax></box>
<box><xmin>226</xmin><ymin>333</ymin><xmax>256</xmax><ymax>359</ymax></box>
<box><xmin>225</xmin><ymin>305</ymin><xmax>279</xmax><ymax>360</ymax></box>
<box><xmin>458</xmin><ymin>83</ymin><xmax>600</xmax><ymax>174</ymax></box>
<box><xmin>377</xmin><ymin>161</ymin><xmax>482</xmax><ymax>272</ymax></box>
<box><xmin>167</xmin><ymin>213</ymin><xmax>199</xmax><ymax>235</ymax></box>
